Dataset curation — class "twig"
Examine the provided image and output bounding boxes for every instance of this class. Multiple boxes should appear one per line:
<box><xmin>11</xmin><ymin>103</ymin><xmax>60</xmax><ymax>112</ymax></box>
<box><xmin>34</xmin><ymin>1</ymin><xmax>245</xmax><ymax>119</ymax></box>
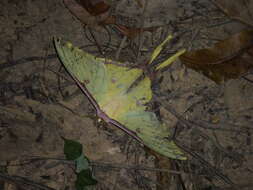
<box><xmin>90</xmin><ymin>161</ymin><xmax>183</xmax><ymax>175</ymax></box>
<box><xmin>154</xmin><ymin>95</ymin><xmax>252</xmax><ymax>133</ymax></box>
<box><xmin>115</xmin><ymin>35</ymin><xmax>127</xmax><ymax>60</ymax></box>
<box><xmin>136</xmin><ymin>0</ymin><xmax>148</xmax><ymax>61</ymax></box>
<box><xmin>153</xmin><ymin>95</ymin><xmax>243</xmax><ymax>187</ymax></box>
<box><xmin>0</xmin><ymin>54</ymin><xmax>57</xmax><ymax>70</ymax></box>
<box><xmin>243</xmin><ymin>76</ymin><xmax>253</xmax><ymax>83</ymax></box>
<box><xmin>0</xmin><ymin>172</ymin><xmax>56</xmax><ymax>190</ymax></box>
<box><xmin>174</xmin><ymin>140</ymin><xmax>235</xmax><ymax>186</ymax></box>
<box><xmin>210</xmin><ymin>0</ymin><xmax>253</xmax><ymax>27</ymax></box>
<box><xmin>5</xmin><ymin>156</ymin><xmax>184</xmax><ymax>175</ymax></box>
<box><xmin>87</xmin><ymin>27</ymin><xmax>105</xmax><ymax>55</ymax></box>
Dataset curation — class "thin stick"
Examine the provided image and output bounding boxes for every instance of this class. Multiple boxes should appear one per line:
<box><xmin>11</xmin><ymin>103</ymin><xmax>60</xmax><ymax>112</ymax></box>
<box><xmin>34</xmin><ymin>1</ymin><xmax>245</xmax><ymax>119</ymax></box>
<box><xmin>115</xmin><ymin>35</ymin><xmax>127</xmax><ymax>60</ymax></box>
<box><xmin>0</xmin><ymin>54</ymin><xmax>56</xmax><ymax>70</ymax></box>
<box><xmin>0</xmin><ymin>173</ymin><xmax>56</xmax><ymax>190</ymax></box>
<box><xmin>9</xmin><ymin>156</ymin><xmax>185</xmax><ymax>175</ymax></box>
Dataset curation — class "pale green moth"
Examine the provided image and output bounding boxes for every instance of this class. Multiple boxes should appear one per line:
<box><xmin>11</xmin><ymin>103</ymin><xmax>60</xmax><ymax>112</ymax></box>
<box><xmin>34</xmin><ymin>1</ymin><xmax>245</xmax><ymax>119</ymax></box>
<box><xmin>54</xmin><ymin>37</ymin><xmax>187</xmax><ymax>160</ymax></box>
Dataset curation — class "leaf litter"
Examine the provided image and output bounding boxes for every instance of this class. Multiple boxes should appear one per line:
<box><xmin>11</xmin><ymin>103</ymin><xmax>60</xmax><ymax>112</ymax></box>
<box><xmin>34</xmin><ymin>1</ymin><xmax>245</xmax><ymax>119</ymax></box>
<box><xmin>0</xmin><ymin>0</ymin><xmax>253</xmax><ymax>189</ymax></box>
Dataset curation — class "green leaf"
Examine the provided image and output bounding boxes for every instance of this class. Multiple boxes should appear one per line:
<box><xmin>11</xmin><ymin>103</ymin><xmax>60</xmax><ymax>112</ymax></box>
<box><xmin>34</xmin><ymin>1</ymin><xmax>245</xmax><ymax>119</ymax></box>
<box><xmin>64</xmin><ymin>138</ymin><xmax>83</xmax><ymax>160</ymax></box>
<box><xmin>76</xmin><ymin>169</ymin><xmax>98</xmax><ymax>190</ymax></box>
<box><xmin>76</xmin><ymin>154</ymin><xmax>90</xmax><ymax>173</ymax></box>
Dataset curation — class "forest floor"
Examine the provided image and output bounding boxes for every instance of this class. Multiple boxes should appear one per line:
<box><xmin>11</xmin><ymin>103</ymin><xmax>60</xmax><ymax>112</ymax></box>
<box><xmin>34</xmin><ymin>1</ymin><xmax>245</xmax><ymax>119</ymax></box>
<box><xmin>0</xmin><ymin>0</ymin><xmax>253</xmax><ymax>189</ymax></box>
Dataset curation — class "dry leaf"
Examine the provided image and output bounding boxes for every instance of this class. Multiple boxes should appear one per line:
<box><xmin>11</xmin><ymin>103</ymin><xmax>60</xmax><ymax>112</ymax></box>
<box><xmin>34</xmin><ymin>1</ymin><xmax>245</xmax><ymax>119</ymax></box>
<box><xmin>180</xmin><ymin>30</ymin><xmax>253</xmax><ymax>83</ymax></box>
<box><xmin>77</xmin><ymin>0</ymin><xmax>110</xmax><ymax>16</ymax></box>
<box><xmin>63</xmin><ymin>0</ymin><xmax>109</xmax><ymax>27</ymax></box>
<box><xmin>63</xmin><ymin>0</ymin><xmax>156</xmax><ymax>38</ymax></box>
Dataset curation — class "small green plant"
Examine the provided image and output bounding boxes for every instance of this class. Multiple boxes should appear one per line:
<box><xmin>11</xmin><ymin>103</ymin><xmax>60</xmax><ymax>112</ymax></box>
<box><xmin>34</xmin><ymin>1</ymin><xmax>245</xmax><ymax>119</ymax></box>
<box><xmin>63</xmin><ymin>138</ymin><xmax>97</xmax><ymax>190</ymax></box>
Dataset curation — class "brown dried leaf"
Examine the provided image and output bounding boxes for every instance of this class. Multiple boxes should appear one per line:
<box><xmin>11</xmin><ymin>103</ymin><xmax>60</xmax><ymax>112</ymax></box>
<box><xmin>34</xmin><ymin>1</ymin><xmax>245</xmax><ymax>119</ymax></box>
<box><xmin>180</xmin><ymin>30</ymin><xmax>253</xmax><ymax>83</ymax></box>
<box><xmin>77</xmin><ymin>0</ymin><xmax>110</xmax><ymax>16</ymax></box>
<box><xmin>63</xmin><ymin>0</ymin><xmax>109</xmax><ymax>27</ymax></box>
<box><xmin>213</xmin><ymin>0</ymin><xmax>253</xmax><ymax>27</ymax></box>
<box><xmin>63</xmin><ymin>0</ymin><xmax>163</xmax><ymax>40</ymax></box>
<box><xmin>63</xmin><ymin>0</ymin><xmax>154</xmax><ymax>38</ymax></box>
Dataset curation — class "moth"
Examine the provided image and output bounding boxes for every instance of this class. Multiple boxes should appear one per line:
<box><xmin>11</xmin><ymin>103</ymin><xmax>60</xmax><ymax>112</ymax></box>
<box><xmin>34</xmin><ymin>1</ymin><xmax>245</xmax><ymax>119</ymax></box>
<box><xmin>54</xmin><ymin>37</ymin><xmax>186</xmax><ymax>160</ymax></box>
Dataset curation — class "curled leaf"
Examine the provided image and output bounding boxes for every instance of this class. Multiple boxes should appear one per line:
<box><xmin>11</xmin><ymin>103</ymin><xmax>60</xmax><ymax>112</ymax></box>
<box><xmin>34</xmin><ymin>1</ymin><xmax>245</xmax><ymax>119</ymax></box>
<box><xmin>77</xmin><ymin>0</ymin><xmax>110</xmax><ymax>16</ymax></box>
<box><xmin>63</xmin><ymin>0</ymin><xmax>107</xmax><ymax>26</ymax></box>
<box><xmin>180</xmin><ymin>30</ymin><xmax>253</xmax><ymax>83</ymax></box>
